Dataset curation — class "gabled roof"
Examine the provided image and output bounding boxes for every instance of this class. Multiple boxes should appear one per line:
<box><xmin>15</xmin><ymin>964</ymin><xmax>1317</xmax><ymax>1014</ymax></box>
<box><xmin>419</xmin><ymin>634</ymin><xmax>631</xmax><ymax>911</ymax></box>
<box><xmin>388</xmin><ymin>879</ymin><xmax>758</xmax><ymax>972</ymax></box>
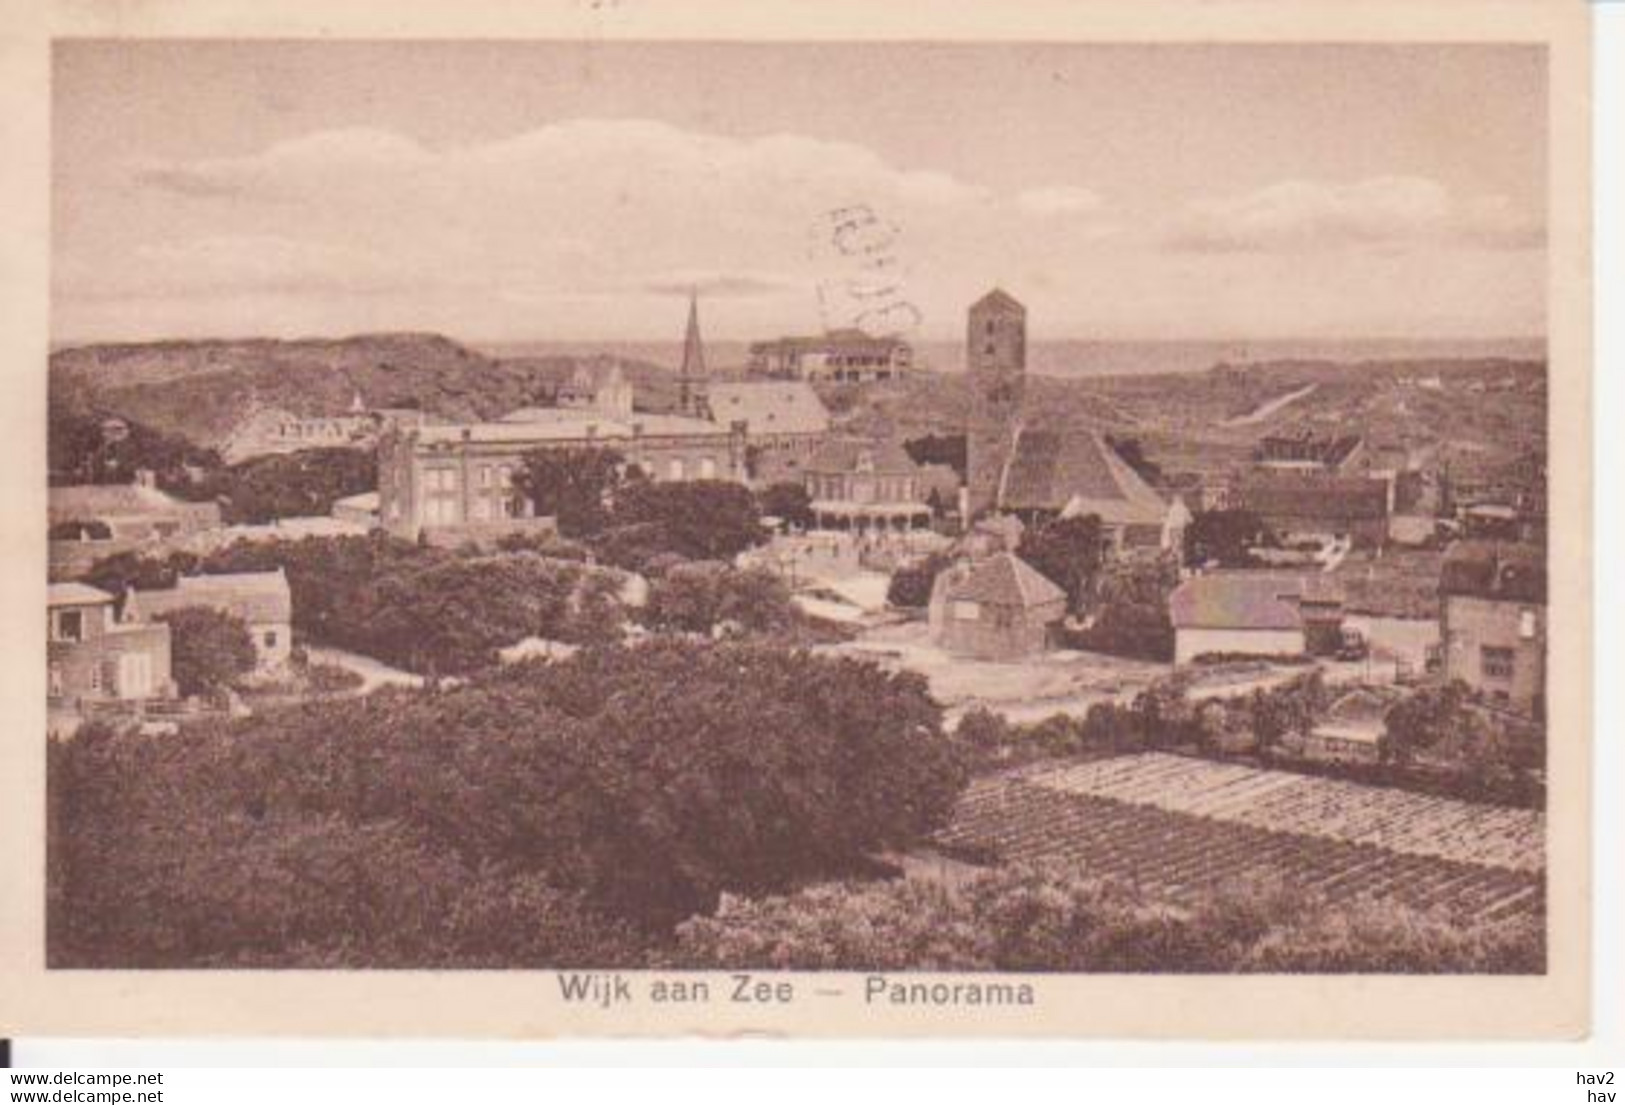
<box><xmin>1237</xmin><ymin>473</ymin><xmax>1389</xmax><ymax>522</ymax></box>
<box><xmin>131</xmin><ymin>569</ymin><xmax>292</xmax><ymax>626</ymax></box>
<box><xmin>998</xmin><ymin>429</ymin><xmax>1167</xmax><ymax>524</ymax></box>
<box><xmin>1168</xmin><ymin>572</ymin><xmax>1323</xmax><ymax>631</ymax></box>
<box><xmin>1439</xmin><ymin>540</ymin><xmax>1545</xmax><ymax>604</ymax></box>
<box><xmin>970</xmin><ymin>288</ymin><xmax>1025</xmax><ymax>315</ymax></box>
<box><xmin>48</xmin><ymin>581</ymin><xmax>115</xmax><ymax>608</ymax></box>
<box><xmin>48</xmin><ymin>482</ymin><xmax>196</xmax><ymax>523</ymax></box>
<box><xmin>805</xmin><ymin>436</ymin><xmax>919</xmax><ymax>477</ymax></box>
<box><xmin>705</xmin><ymin>381</ymin><xmax>831</xmax><ymax>435</ymax></box>
<box><xmin>944</xmin><ymin>553</ymin><xmax>1066</xmax><ymax>610</ymax></box>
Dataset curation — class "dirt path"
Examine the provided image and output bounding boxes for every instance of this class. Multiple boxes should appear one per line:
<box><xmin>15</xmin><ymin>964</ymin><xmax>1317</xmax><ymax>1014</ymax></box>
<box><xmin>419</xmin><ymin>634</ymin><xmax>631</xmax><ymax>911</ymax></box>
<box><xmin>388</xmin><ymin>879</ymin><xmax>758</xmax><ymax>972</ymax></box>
<box><xmin>1222</xmin><ymin>382</ymin><xmax>1319</xmax><ymax>426</ymax></box>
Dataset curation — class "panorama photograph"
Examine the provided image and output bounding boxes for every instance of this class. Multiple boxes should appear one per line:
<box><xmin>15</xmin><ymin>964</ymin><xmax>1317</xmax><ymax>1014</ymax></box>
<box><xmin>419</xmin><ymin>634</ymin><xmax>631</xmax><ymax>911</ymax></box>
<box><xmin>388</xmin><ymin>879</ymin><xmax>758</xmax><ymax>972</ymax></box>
<box><xmin>46</xmin><ymin>40</ymin><xmax>1549</xmax><ymax>974</ymax></box>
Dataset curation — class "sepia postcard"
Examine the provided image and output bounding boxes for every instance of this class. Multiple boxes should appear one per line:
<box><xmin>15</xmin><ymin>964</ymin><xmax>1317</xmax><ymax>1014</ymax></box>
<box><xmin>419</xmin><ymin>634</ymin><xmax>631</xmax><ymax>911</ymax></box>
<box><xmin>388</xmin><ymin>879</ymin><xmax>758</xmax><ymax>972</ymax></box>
<box><xmin>0</xmin><ymin>0</ymin><xmax>1593</xmax><ymax>1039</ymax></box>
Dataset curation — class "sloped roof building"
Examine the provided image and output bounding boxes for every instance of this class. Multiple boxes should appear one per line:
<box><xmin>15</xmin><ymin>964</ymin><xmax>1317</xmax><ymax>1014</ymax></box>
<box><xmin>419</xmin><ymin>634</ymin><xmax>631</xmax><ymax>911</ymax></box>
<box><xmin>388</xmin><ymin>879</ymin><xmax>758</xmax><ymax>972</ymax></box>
<box><xmin>928</xmin><ymin>552</ymin><xmax>1068</xmax><ymax>660</ymax></box>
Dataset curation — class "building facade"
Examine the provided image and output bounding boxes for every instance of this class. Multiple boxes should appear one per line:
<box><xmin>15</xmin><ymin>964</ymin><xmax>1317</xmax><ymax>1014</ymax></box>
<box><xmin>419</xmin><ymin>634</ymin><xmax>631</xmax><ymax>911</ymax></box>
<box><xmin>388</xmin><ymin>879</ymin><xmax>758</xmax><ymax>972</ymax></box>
<box><xmin>376</xmin><ymin>414</ymin><xmax>749</xmax><ymax>541</ymax></box>
<box><xmin>706</xmin><ymin>380</ymin><xmax>832</xmax><ymax>486</ymax></box>
<box><xmin>49</xmin><ymin>474</ymin><xmax>224</xmax><ymax>581</ymax></box>
<box><xmin>929</xmin><ymin>553</ymin><xmax>1067</xmax><ymax>660</ymax></box>
<box><xmin>1168</xmin><ymin>572</ymin><xmax>1344</xmax><ymax>665</ymax></box>
<box><xmin>803</xmin><ymin>437</ymin><xmax>931</xmax><ymax>532</ymax></box>
<box><xmin>48</xmin><ymin>583</ymin><xmax>174</xmax><ymax>729</ymax></box>
<box><xmin>964</xmin><ymin>289</ymin><xmax>1027</xmax><ymax>518</ymax></box>
<box><xmin>747</xmin><ymin>330</ymin><xmax>913</xmax><ymax>383</ymax></box>
<box><xmin>1438</xmin><ymin>541</ymin><xmax>1545</xmax><ymax>715</ymax></box>
<box><xmin>128</xmin><ymin>569</ymin><xmax>295</xmax><ymax>676</ymax></box>
<box><xmin>1236</xmin><ymin>473</ymin><xmax>1391</xmax><ymax>549</ymax></box>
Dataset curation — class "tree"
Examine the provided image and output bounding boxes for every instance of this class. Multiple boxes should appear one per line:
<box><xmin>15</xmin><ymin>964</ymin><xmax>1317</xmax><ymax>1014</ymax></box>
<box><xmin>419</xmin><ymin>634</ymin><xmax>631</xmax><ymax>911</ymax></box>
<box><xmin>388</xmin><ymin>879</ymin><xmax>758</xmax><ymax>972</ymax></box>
<box><xmin>642</xmin><ymin>562</ymin><xmax>793</xmax><ymax>636</ymax></box>
<box><xmin>49</xmin><ymin>641</ymin><xmax>968</xmax><ymax>956</ymax></box>
<box><xmin>903</xmin><ymin>433</ymin><xmax>967</xmax><ymax>482</ymax></box>
<box><xmin>887</xmin><ymin>553</ymin><xmax>950</xmax><ymax>609</ymax></box>
<box><xmin>217</xmin><ymin>447</ymin><xmax>376</xmax><ymax>524</ymax></box>
<box><xmin>756</xmin><ymin>482</ymin><xmax>815</xmax><ymax>532</ymax></box>
<box><xmin>152</xmin><ymin>606</ymin><xmax>257</xmax><ymax>698</ymax></box>
<box><xmin>513</xmin><ymin>447</ymin><xmax>626</xmax><ymax>537</ymax></box>
<box><xmin>1184</xmin><ymin>509</ymin><xmax>1270</xmax><ymax>568</ymax></box>
<box><xmin>1380</xmin><ymin>681</ymin><xmax>1478</xmax><ymax>767</ymax></box>
<box><xmin>613</xmin><ymin>479</ymin><xmax>765</xmax><ymax>560</ymax></box>
<box><xmin>1016</xmin><ymin>514</ymin><xmax>1105</xmax><ymax>613</ymax></box>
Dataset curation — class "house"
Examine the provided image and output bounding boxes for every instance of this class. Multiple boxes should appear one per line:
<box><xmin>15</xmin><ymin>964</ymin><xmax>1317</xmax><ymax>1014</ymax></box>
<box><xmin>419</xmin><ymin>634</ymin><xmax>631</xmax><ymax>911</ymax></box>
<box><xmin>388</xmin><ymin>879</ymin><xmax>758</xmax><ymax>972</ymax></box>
<box><xmin>928</xmin><ymin>552</ymin><xmax>1067</xmax><ymax>660</ymax></box>
<box><xmin>1235</xmin><ymin>472</ymin><xmax>1391</xmax><ymax>549</ymax></box>
<box><xmin>128</xmin><ymin>569</ymin><xmax>294</xmax><ymax>675</ymax></box>
<box><xmin>1168</xmin><ymin>572</ymin><xmax>1345</xmax><ymax>665</ymax></box>
<box><xmin>747</xmin><ymin>330</ymin><xmax>913</xmax><ymax>383</ymax></box>
<box><xmin>705</xmin><ymin>380</ymin><xmax>832</xmax><ymax>485</ymax></box>
<box><xmin>48</xmin><ymin>582</ymin><xmax>174</xmax><ymax>734</ymax></box>
<box><xmin>1252</xmin><ymin>430</ymin><xmax>1367</xmax><ymax>475</ymax></box>
<box><xmin>997</xmin><ymin>428</ymin><xmax>1185</xmax><ymax>555</ymax></box>
<box><xmin>219</xmin><ymin>392</ymin><xmax>376</xmax><ymax>463</ymax></box>
<box><xmin>803</xmin><ymin>437</ymin><xmax>931</xmax><ymax>532</ymax></box>
<box><xmin>1438</xmin><ymin>540</ymin><xmax>1545</xmax><ymax>715</ymax></box>
<box><xmin>1300</xmin><ymin>687</ymin><xmax>1399</xmax><ymax>764</ymax></box>
<box><xmin>375</xmin><ymin>298</ymin><xmax>829</xmax><ymax>541</ymax></box>
<box><xmin>49</xmin><ymin>473</ymin><xmax>223</xmax><ymax>580</ymax></box>
<box><xmin>376</xmin><ymin>413</ymin><xmax>749</xmax><ymax>542</ymax></box>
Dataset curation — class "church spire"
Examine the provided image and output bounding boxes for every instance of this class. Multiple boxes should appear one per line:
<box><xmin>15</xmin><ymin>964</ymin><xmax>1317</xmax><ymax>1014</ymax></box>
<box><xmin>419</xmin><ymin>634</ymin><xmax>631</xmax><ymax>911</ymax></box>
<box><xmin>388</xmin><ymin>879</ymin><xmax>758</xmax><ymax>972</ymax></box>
<box><xmin>678</xmin><ymin>288</ymin><xmax>708</xmax><ymax>417</ymax></box>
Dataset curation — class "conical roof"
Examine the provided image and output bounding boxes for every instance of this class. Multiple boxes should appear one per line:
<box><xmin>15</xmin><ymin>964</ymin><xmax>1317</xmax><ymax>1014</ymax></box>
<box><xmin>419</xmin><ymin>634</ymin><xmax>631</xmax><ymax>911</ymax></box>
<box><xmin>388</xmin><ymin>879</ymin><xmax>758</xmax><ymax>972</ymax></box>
<box><xmin>679</xmin><ymin>291</ymin><xmax>707</xmax><ymax>380</ymax></box>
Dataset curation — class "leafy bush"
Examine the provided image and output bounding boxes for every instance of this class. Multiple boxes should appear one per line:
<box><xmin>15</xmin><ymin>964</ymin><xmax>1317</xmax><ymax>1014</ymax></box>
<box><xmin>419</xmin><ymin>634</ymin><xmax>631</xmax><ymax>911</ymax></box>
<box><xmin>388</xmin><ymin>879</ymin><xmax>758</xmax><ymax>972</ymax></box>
<box><xmin>886</xmin><ymin>553</ymin><xmax>950</xmax><ymax>609</ymax></box>
<box><xmin>151</xmin><ymin>605</ymin><xmax>257</xmax><ymax>698</ymax></box>
<box><xmin>641</xmin><ymin>562</ymin><xmax>794</xmax><ymax>636</ymax></box>
<box><xmin>672</xmin><ymin>864</ymin><xmax>1542</xmax><ymax>973</ymax></box>
<box><xmin>613</xmin><ymin>479</ymin><xmax>766</xmax><ymax>561</ymax></box>
<box><xmin>86</xmin><ymin>536</ymin><xmax>629</xmax><ymax>676</ymax></box>
<box><xmin>49</xmin><ymin>641</ymin><xmax>967</xmax><ymax>959</ymax></box>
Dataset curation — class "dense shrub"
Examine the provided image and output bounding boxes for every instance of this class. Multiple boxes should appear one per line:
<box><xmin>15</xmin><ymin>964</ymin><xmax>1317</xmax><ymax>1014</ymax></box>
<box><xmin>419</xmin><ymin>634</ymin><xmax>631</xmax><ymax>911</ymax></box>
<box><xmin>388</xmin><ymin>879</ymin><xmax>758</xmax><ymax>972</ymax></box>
<box><xmin>886</xmin><ymin>553</ymin><xmax>951</xmax><ymax>609</ymax></box>
<box><xmin>613</xmin><ymin>479</ymin><xmax>766</xmax><ymax>561</ymax></box>
<box><xmin>641</xmin><ymin>562</ymin><xmax>795</xmax><ymax>636</ymax></box>
<box><xmin>49</xmin><ymin>641</ymin><xmax>967</xmax><ymax>960</ymax></box>
<box><xmin>672</xmin><ymin>864</ymin><xmax>1541</xmax><ymax>973</ymax></box>
<box><xmin>151</xmin><ymin>606</ymin><xmax>257</xmax><ymax>698</ymax></box>
<box><xmin>212</xmin><ymin>447</ymin><xmax>376</xmax><ymax>524</ymax></box>
<box><xmin>85</xmin><ymin>536</ymin><xmax>629</xmax><ymax>676</ymax></box>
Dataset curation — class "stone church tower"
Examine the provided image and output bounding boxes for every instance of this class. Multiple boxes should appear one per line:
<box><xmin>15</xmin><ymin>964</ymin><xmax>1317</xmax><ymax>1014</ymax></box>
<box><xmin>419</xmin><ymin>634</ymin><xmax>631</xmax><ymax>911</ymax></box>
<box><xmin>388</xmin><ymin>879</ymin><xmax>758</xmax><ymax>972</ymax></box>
<box><xmin>964</xmin><ymin>288</ymin><xmax>1027</xmax><ymax>517</ymax></box>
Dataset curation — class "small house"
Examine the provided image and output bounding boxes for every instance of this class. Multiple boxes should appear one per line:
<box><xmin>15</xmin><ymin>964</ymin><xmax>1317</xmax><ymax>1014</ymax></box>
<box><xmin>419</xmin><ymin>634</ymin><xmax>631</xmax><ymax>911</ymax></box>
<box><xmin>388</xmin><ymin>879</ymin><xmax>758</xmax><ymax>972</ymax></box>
<box><xmin>129</xmin><ymin>569</ymin><xmax>295</xmax><ymax>675</ymax></box>
<box><xmin>928</xmin><ymin>552</ymin><xmax>1067</xmax><ymax>660</ymax></box>
<box><xmin>1168</xmin><ymin>572</ymin><xmax>1345</xmax><ymax>665</ymax></box>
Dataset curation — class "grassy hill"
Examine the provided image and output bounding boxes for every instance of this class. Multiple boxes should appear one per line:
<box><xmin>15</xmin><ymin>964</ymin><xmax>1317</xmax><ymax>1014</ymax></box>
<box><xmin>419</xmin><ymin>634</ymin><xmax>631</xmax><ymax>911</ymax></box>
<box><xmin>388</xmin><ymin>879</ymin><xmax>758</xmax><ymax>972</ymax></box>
<box><xmin>50</xmin><ymin>334</ymin><xmax>675</xmax><ymax>449</ymax></box>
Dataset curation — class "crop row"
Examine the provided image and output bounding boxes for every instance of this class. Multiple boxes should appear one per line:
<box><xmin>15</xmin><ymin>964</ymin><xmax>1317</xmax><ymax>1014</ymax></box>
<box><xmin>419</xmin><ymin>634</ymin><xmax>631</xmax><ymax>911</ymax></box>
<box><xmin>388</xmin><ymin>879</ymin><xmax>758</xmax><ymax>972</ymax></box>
<box><xmin>1025</xmin><ymin>753</ymin><xmax>1543</xmax><ymax>872</ymax></box>
<box><xmin>936</xmin><ymin>776</ymin><xmax>1544</xmax><ymax>924</ymax></box>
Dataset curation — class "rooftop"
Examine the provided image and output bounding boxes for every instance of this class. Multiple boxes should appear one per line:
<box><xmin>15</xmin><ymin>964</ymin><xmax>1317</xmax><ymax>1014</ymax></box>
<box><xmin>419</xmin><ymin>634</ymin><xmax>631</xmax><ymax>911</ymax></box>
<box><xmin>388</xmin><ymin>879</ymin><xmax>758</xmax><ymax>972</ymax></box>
<box><xmin>705</xmin><ymin>381</ymin><xmax>832</xmax><ymax>436</ymax></box>
<box><xmin>944</xmin><ymin>552</ymin><xmax>1066</xmax><ymax>610</ymax></box>
<box><xmin>999</xmin><ymin>429</ymin><xmax>1167</xmax><ymax>525</ymax></box>
<box><xmin>48</xmin><ymin>581</ymin><xmax>116</xmax><ymax>607</ymax></box>
<box><xmin>1439</xmin><ymin>540</ymin><xmax>1545</xmax><ymax>604</ymax></box>
<box><xmin>131</xmin><ymin>569</ymin><xmax>293</xmax><ymax>626</ymax></box>
<box><xmin>1168</xmin><ymin>572</ymin><xmax>1339</xmax><ymax>631</ymax></box>
<box><xmin>805</xmin><ymin>436</ymin><xmax>919</xmax><ymax>477</ymax></box>
<box><xmin>48</xmin><ymin>482</ymin><xmax>199</xmax><ymax>523</ymax></box>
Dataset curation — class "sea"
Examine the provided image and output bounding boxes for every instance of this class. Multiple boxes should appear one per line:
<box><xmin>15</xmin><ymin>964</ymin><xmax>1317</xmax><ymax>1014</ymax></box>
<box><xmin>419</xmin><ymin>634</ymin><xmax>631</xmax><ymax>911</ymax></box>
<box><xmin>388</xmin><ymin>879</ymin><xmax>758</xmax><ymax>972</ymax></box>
<box><xmin>478</xmin><ymin>336</ymin><xmax>1545</xmax><ymax>378</ymax></box>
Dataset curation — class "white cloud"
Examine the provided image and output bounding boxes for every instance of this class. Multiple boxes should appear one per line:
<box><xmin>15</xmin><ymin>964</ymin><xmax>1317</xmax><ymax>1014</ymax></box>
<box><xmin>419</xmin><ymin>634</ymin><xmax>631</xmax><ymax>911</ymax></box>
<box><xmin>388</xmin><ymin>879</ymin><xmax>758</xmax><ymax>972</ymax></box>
<box><xmin>1162</xmin><ymin>176</ymin><xmax>1543</xmax><ymax>253</ymax></box>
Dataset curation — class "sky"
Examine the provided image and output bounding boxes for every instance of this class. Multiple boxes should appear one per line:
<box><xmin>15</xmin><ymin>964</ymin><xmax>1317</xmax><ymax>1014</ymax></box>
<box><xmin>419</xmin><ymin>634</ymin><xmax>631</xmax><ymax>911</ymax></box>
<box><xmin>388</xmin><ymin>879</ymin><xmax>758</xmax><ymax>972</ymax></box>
<box><xmin>52</xmin><ymin>41</ymin><xmax>1547</xmax><ymax>344</ymax></box>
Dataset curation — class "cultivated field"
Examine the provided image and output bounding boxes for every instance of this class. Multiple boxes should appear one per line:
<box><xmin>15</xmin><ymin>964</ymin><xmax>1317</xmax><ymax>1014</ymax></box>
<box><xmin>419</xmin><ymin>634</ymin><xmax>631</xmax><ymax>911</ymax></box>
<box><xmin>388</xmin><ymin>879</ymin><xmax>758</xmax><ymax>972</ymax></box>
<box><xmin>937</xmin><ymin>753</ymin><xmax>1544</xmax><ymax>922</ymax></box>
